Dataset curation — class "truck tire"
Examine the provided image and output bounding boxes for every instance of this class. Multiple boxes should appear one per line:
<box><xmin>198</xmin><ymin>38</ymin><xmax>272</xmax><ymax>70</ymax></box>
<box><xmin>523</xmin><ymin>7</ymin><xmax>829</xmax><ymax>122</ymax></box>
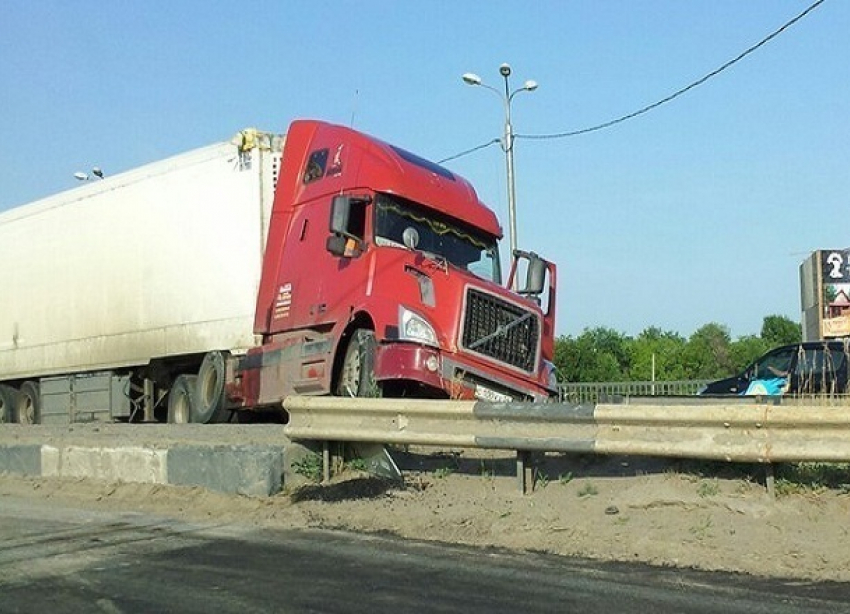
<box><xmin>167</xmin><ymin>374</ymin><xmax>198</xmax><ymax>424</ymax></box>
<box><xmin>337</xmin><ymin>329</ymin><xmax>378</xmax><ymax>397</ymax></box>
<box><xmin>193</xmin><ymin>351</ymin><xmax>230</xmax><ymax>424</ymax></box>
<box><xmin>16</xmin><ymin>381</ymin><xmax>40</xmax><ymax>425</ymax></box>
<box><xmin>0</xmin><ymin>385</ymin><xmax>17</xmax><ymax>424</ymax></box>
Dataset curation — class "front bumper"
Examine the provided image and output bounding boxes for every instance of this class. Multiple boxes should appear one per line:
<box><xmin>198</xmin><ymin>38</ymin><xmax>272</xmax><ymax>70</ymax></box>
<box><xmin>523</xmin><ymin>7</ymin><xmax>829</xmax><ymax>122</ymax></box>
<box><xmin>374</xmin><ymin>342</ymin><xmax>552</xmax><ymax>402</ymax></box>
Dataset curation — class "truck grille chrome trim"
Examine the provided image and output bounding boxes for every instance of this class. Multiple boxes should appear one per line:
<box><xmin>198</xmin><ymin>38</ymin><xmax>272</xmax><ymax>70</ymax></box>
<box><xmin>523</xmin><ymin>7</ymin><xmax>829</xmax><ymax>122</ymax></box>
<box><xmin>461</xmin><ymin>288</ymin><xmax>540</xmax><ymax>373</ymax></box>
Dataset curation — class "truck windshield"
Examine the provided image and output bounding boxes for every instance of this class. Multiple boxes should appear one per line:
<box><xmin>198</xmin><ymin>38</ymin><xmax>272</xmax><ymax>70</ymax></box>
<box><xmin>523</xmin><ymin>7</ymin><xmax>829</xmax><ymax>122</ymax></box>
<box><xmin>374</xmin><ymin>194</ymin><xmax>501</xmax><ymax>283</ymax></box>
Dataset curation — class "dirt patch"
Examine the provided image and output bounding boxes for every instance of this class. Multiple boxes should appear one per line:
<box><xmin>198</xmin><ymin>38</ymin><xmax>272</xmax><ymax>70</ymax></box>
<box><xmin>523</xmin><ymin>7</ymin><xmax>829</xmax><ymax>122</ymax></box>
<box><xmin>3</xmin><ymin>445</ymin><xmax>850</xmax><ymax>583</ymax></box>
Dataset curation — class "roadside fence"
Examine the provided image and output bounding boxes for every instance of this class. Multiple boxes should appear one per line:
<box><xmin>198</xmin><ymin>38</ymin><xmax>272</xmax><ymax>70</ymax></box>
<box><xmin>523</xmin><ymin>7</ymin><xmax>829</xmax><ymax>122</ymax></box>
<box><xmin>558</xmin><ymin>380</ymin><xmax>709</xmax><ymax>403</ymax></box>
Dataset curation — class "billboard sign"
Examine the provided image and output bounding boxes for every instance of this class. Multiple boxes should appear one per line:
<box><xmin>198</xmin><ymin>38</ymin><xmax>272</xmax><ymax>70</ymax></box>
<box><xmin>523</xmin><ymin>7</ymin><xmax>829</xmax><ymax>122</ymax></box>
<box><xmin>802</xmin><ymin>250</ymin><xmax>850</xmax><ymax>340</ymax></box>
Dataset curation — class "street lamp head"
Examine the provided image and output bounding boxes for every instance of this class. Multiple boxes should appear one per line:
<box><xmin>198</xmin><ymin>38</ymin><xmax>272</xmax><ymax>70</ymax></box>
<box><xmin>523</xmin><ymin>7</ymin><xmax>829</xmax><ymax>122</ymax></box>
<box><xmin>73</xmin><ymin>172</ymin><xmax>89</xmax><ymax>181</ymax></box>
<box><xmin>524</xmin><ymin>80</ymin><xmax>538</xmax><ymax>92</ymax></box>
<box><xmin>462</xmin><ymin>72</ymin><xmax>482</xmax><ymax>86</ymax></box>
<box><xmin>92</xmin><ymin>166</ymin><xmax>104</xmax><ymax>179</ymax></box>
<box><xmin>499</xmin><ymin>63</ymin><xmax>511</xmax><ymax>78</ymax></box>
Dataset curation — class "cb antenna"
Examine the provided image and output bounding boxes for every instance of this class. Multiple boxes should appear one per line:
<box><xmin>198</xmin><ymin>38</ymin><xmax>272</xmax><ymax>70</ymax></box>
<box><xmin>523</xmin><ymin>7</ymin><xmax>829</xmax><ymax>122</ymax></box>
<box><xmin>350</xmin><ymin>89</ymin><xmax>359</xmax><ymax>128</ymax></box>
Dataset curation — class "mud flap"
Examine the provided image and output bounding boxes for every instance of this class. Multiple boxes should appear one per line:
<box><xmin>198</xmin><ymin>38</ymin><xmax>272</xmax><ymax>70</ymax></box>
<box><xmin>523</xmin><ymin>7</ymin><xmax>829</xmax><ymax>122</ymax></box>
<box><xmin>348</xmin><ymin>442</ymin><xmax>402</xmax><ymax>483</ymax></box>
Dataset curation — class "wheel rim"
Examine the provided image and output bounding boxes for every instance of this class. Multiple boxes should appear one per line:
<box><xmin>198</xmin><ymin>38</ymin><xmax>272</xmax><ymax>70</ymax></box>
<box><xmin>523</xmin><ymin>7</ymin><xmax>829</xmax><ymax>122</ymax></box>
<box><xmin>173</xmin><ymin>391</ymin><xmax>190</xmax><ymax>423</ymax></box>
<box><xmin>194</xmin><ymin>351</ymin><xmax>227</xmax><ymax>423</ymax></box>
<box><xmin>200</xmin><ymin>370</ymin><xmax>217</xmax><ymax>409</ymax></box>
<box><xmin>340</xmin><ymin>342</ymin><xmax>361</xmax><ymax>397</ymax></box>
<box><xmin>19</xmin><ymin>396</ymin><xmax>34</xmax><ymax>425</ymax></box>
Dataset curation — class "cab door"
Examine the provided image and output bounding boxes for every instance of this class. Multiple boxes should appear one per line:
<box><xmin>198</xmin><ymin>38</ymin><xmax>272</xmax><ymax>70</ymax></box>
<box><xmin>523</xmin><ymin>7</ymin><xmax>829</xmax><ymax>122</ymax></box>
<box><xmin>266</xmin><ymin>196</ymin><xmax>332</xmax><ymax>331</ymax></box>
<box><xmin>267</xmin><ymin>193</ymin><xmax>372</xmax><ymax>334</ymax></box>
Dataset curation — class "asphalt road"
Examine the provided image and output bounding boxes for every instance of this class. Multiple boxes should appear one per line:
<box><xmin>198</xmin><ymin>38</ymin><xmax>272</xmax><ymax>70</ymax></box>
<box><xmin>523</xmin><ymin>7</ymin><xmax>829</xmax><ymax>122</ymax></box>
<box><xmin>0</xmin><ymin>497</ymin><xmax>848</xmax><ymax>613</ymax></box>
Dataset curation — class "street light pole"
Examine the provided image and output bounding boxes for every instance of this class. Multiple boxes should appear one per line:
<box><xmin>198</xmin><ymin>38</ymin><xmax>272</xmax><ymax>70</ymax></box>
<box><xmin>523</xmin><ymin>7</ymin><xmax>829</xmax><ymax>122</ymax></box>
<box><xmin>462</xmin><ymin>63</ymin><xmax>537</xmax><ymax>261</ymax></box>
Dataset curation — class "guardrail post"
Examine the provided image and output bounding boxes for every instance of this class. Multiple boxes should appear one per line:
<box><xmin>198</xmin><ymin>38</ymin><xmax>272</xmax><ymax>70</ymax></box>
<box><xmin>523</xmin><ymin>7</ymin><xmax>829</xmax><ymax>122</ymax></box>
<box><xmin>322</xmin><ymin>441</ymin><xmax>331</xmax><ymax>482</ymax></box>
<box><xmin>516</xmin><ymin>450</ymin><xmax>530</xmax><ymax>494</ymax></box>
<box><xmin>765</xmin><ymin>463</ymin><xmax>776</xmax><ymax>499</ymax></box>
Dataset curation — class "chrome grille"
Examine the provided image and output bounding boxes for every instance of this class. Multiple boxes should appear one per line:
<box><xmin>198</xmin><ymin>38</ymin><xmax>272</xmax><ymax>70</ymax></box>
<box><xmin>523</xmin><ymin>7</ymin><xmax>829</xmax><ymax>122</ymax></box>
<box><xmin>461</xmin><ymin>288</ymin><xmax>539</xmax><ymax>372</ymax></box>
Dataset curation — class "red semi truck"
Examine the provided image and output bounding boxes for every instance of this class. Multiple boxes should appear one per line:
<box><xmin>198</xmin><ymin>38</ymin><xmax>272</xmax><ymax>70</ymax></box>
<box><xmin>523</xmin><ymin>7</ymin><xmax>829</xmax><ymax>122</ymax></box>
<box><xmin>0</xmin><ymin>120</ymin><xmax>556</xmax><ymax>424</ymax></box>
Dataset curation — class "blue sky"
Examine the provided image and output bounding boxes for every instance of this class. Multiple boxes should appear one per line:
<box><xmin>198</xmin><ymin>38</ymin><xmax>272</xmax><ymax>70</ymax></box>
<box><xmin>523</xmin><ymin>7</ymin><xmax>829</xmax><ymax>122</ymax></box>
<box><xmin>2</xmin><ymin>2</ymin><xmax>847</xmax><ymax>339</ymax></box>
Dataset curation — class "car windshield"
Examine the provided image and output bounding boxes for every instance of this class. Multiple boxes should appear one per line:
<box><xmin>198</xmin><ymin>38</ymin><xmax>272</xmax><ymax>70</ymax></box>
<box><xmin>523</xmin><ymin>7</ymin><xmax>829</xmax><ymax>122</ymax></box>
<box><xmin>373</xmin><ymin>193</ymin><xmax>501</xmax><ymax>283</ymax></box>
<box><xmin>752</xmin><ymin>349</ymin><xmax>795</xmax><ymax>379</ymax></box>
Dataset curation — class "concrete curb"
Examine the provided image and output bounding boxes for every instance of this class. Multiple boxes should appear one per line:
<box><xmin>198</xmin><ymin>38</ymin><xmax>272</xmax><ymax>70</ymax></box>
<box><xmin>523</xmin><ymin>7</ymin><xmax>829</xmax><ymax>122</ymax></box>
<box><xmin>168</xmin><ymin>445</ymin><xmax>283</xmax><ymax>496</ymax></box>
<box><xmin>0</xmin><ymin>445</ymin><xmax>42</xmax><ymax>476</ymax></box>
<box><xmin>0</xmin><ymin>442</ymin><xmax>295</xmax><ymax>497</ymax></box>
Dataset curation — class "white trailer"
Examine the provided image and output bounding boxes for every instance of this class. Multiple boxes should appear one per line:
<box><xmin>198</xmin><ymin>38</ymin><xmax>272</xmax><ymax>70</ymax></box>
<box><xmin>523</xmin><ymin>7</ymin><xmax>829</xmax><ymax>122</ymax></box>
<box><xmin>0</xmin><ymin>130</ymin><xmax>282</xmax><ymax>424</ymax></box>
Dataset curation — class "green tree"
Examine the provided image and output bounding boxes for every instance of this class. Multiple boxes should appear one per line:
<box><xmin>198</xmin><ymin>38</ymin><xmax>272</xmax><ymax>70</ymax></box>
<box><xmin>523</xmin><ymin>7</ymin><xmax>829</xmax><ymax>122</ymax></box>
<box><xmin>554</xmin><ymin>315</ymin><xmax>803</xmax><ymax>385</ymax></box>
<box><xmin>729</xmin><ymin>335</ymin><xmax>769</xmax><ymax>373</ymax></box>
<box><xmin>760</xmin><ymin>314</ymin><xmax>801</xmax><ymax>347</ymax></box>
<box><xmin>681</xmin><ymin>323</ymin><xmax>734</xmax><ymax>379</ymax></box>
<box><xmin>627</xmin><ymin>327</ymin><xmax>687</xmax><ymax>381</ymax></box>
<box><xmin>554</xmin><ymin>327</ymin><xmax>631</xmax><ymax>382</ymax></box>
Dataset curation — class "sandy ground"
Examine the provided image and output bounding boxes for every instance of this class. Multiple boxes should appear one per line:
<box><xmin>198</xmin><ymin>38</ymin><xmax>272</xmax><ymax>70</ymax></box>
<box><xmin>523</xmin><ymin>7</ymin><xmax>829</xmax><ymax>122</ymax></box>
<box><xmin>2</xmin><ymin>443</ymin><xmax>849</xmax><ymax>584</ymax></box>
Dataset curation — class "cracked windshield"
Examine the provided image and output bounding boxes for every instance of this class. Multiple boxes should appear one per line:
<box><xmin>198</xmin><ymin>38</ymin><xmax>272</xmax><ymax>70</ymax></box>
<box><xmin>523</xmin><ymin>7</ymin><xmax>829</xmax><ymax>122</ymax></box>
<box><xmin>374</xmin><ymin>194</ymin><xmax>501</xmax><ymax>283</ymax></box>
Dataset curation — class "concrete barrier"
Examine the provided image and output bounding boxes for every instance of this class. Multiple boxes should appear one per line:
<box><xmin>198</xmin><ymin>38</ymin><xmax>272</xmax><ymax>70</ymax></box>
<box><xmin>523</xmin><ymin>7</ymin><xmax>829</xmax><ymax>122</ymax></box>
<box><xmin>0</xmin><ymin>445</ymin><xmax>42</xmax><ymax>476</ymax></box>
<box><xmin>0</xmin><ymin>424</ymin><xmax>309</xmax><ymax>497</ymax></box>
<box><xmin>41</xmin><ymin>445</ymin><xmax>169</xmax><ymax>483</ymax></box>
<box><xmin>0</xmin><ymin>443</ymin><xmax>285</xmax><ymax>497</ymax></box>
<box><xmin>167</xmin><ymin>445</ymin><xmax>283</xmax><ymax>496</ymax></box>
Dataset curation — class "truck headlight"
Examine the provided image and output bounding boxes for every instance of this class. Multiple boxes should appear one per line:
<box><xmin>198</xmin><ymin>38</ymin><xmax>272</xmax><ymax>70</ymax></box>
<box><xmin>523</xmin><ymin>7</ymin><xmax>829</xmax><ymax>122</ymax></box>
<box><xmin>399</xmin><ymin>306</ymin><xmax>438</xmax><ymax>347</ymax></box>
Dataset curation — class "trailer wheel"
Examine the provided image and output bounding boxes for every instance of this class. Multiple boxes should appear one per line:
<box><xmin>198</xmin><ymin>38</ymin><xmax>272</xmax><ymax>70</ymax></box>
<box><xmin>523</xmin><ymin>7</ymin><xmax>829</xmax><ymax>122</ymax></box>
<box><xmin>15</xmin><ymin>381</ymin><xmax>40</xmax><ymax>425</ymax></box>
<box><xmin>337</xmin><ymin>329</ymin><xmax>378</xmax><ymax>397</ymax></box>
<box><xmin>194</xmin><ymin>351</ymin><xmax>230</xmax><ymax>424</ymax></box>
<box><xmin>168</xmin><ymin>374</ymin><xmax>198</xmax><ymax>424</ymax></box>
<box><xmin>0</xmin><ymin>385</ymin><xmax>17</xmax><ymax>424</ymax></box>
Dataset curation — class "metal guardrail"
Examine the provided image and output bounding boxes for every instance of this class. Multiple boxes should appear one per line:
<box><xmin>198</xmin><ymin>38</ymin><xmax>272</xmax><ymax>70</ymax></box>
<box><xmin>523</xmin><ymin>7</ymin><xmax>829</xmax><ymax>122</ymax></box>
<box><xmin>283</xmin><ymin>395</ymin><xmax>850</xmax><ymax>464</ymax></box>
<box><xmin>558</xmin><ymin>380</ymin><xmax>710</xmax><ymax>403</ymax></box>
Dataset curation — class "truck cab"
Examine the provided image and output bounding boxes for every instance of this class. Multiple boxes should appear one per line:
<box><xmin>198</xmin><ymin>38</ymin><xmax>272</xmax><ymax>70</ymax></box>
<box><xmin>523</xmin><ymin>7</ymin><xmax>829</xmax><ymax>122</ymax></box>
<box><xmin>240</xmin><ymin>120</ymin><xmax>556</xmax><ymax>407</ymax></box>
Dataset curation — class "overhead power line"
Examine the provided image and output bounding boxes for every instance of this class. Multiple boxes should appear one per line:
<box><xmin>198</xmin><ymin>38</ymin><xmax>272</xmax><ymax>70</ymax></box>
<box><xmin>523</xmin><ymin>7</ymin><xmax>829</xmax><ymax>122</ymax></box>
<box><xmin>518</xmin><ymin>0</ymin><xmax>825</xmax><ymax>141</ymax></box>
<box><xmin>439</xmin><ymin>0</ymin><xmax>826</xmax><ymax>163</ymax></box>
<box><xmin>438</xmin><ymin>138</ymin><xmax>501</xmax><ymax>165</ymax></box>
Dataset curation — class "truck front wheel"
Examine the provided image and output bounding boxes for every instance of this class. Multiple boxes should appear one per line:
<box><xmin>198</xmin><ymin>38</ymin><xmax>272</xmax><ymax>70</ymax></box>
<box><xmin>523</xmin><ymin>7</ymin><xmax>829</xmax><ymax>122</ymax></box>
<box><xmin>337</xmin><ymin>329</ymin><xmax>378</xmax><ymax>397</ymax></box>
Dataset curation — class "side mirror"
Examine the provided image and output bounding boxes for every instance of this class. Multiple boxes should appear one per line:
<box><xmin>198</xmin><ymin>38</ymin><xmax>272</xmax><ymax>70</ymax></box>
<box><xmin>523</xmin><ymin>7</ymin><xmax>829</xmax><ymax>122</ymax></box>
<box><xmin>327</xmin><ymin>194</ymin><xmax>369</xmax><ymax>258</ymax></box>
<box><xmin>523</xmin><ymin>255</ymin><xmax>547</xmax><ymax>295</ymax></box>
<box><xmin>514</xmin><ymin>250</ymin><xmax>547</xmax><ymax>296</ymax></box>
